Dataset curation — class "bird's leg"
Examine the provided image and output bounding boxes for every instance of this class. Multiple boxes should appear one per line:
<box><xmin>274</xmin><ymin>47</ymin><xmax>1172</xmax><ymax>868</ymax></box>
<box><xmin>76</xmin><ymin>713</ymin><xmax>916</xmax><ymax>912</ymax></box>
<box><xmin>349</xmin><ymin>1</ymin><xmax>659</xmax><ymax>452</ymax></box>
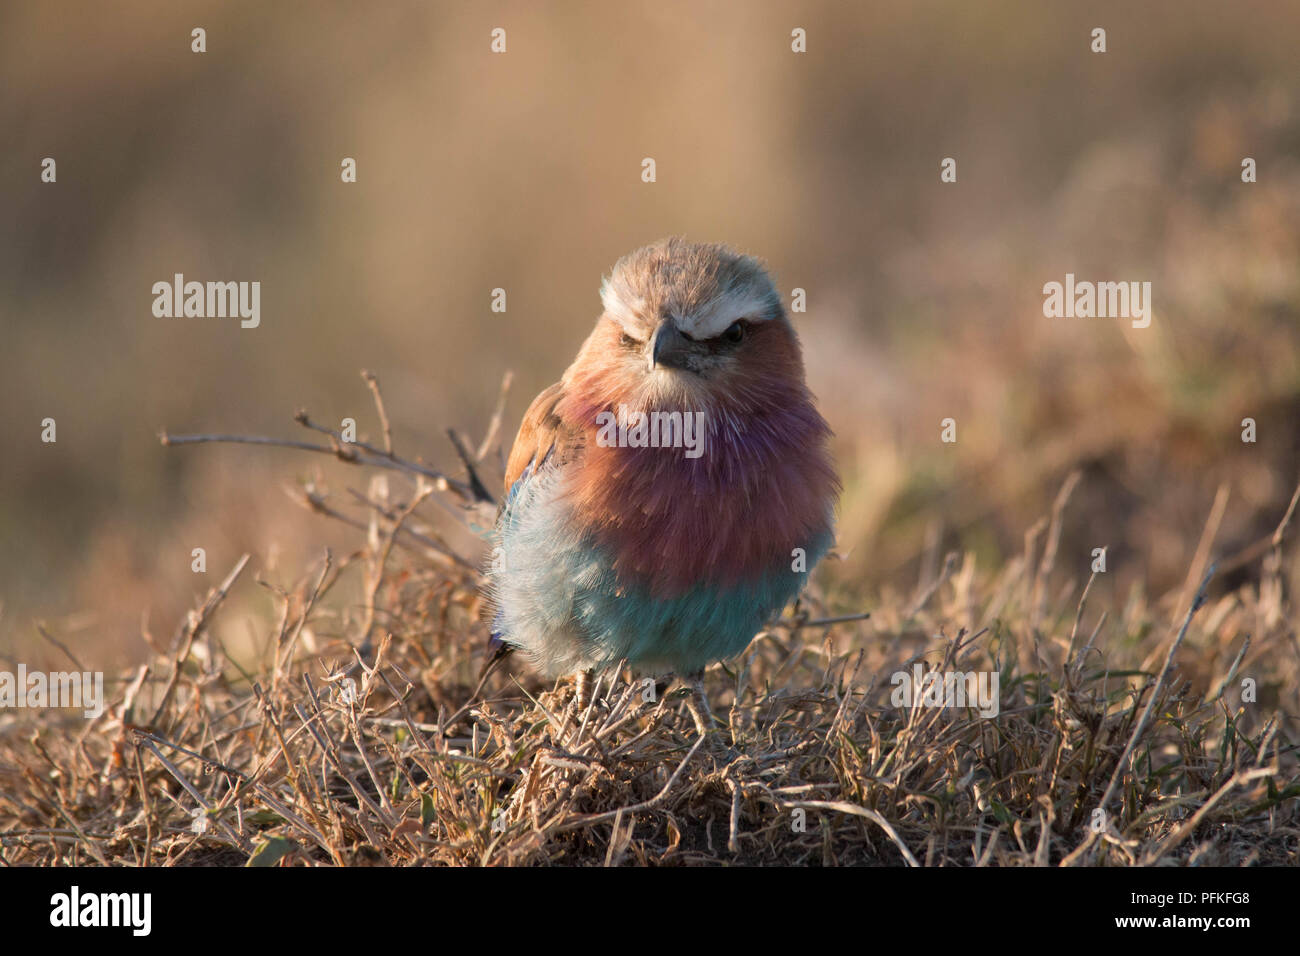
<box><xmin>682</xmin><ymin>672</ymin><xmax>718</xmax><ymax>738</ymax></box>
<box><xmin>574</xmin><ymin>668</ymin><xmax>594</xmax><ymax>712</ymax></box>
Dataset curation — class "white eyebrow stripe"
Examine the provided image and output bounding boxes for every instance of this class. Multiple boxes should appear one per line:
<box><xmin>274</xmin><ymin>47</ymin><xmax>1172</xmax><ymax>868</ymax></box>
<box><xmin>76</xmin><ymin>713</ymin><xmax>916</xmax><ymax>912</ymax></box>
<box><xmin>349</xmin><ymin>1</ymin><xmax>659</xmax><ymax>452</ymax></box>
<box><xmin>599</xmin><ymin>280</ymin><xmax>644</xmax><ymax>326</ymax></box>
<box><xmin>679</xmin><ymin>288</ymin><xmax>777</xmax><ymax>339</ymax></box>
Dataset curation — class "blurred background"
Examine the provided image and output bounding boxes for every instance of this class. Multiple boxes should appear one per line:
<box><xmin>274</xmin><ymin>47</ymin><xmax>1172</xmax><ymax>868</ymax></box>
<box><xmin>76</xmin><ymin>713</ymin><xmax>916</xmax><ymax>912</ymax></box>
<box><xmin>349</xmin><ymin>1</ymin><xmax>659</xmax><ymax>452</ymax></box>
<box><xmin>3</xmin><ymin>0</ymin><xmax>1298</xmax><ymax>667</ymax></box>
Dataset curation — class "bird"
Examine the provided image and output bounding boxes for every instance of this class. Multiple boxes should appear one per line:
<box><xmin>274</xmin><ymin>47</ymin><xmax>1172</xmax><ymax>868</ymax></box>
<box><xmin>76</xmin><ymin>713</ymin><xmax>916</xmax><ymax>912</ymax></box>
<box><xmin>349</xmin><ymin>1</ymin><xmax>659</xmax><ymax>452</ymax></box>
<box><xmin>483</xmin><ymin>237</ymin><xmax>839</xmax><ymax>731</ymax></box>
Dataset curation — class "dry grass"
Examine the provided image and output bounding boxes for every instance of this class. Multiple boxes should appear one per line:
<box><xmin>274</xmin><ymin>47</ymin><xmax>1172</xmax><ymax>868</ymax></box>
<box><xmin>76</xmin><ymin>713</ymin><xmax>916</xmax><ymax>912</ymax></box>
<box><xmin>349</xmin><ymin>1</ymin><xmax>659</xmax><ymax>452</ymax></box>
<box><xmin>2</xmin><ymin>380</ymin><xmax>1298</xmax><ymax>867</ymax></box>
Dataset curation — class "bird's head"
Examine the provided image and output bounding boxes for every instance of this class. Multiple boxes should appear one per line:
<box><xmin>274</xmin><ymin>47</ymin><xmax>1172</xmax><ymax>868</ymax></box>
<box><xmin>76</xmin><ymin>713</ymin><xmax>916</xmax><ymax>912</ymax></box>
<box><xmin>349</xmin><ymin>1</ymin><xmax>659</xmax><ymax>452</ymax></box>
<box><xmin>565</xmin><ymin>237</ymin><xmax>807</xmax><ymax>412</ymax></box>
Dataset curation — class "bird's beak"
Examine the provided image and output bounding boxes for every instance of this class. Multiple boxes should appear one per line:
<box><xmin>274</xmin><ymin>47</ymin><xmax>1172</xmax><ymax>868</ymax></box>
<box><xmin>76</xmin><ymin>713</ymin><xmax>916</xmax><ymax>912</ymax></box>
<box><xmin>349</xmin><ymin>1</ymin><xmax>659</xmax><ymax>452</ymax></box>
<box><xmin>648</xmin><ymin>322</ymin><xmax>692</xmax><ymax>372</ymax></box>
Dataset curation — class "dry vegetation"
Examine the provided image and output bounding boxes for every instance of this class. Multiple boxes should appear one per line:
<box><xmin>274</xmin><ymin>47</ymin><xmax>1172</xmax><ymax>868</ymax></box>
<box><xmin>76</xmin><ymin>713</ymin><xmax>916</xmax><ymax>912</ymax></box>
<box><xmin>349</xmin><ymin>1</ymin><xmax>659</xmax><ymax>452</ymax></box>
<box><xmin>2</xmin><ymin>377</ymin><xmax>1297</xmax><ymax>867</ymax></box>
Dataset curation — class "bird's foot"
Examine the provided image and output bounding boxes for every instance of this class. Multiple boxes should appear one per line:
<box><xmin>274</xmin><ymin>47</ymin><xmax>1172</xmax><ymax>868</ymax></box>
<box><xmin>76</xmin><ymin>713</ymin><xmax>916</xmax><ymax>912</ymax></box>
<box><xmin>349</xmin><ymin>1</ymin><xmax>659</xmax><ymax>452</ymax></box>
<box><xmin>678</xmin><ymin>673</ymin><xmax>741</xmax><ymax>761</ymax></box>
<box><xmin>682</xmin><ymin>675</ymin><xmax>718</xmax><ymax>737</ymax></box>
<box><xmin>574</xmin><ymin>668</ymin><xmax>594</xmax><ymax>711</ymax></box>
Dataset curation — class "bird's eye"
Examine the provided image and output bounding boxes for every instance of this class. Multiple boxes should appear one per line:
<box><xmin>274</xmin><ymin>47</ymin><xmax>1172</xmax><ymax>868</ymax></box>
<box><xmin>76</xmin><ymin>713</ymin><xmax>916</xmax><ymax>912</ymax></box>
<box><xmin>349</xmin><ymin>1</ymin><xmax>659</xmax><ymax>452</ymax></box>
<box><xmin>723</xmin><ymin>321</ymin><xmax>746</xmax><ymax>344</ymax></box>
